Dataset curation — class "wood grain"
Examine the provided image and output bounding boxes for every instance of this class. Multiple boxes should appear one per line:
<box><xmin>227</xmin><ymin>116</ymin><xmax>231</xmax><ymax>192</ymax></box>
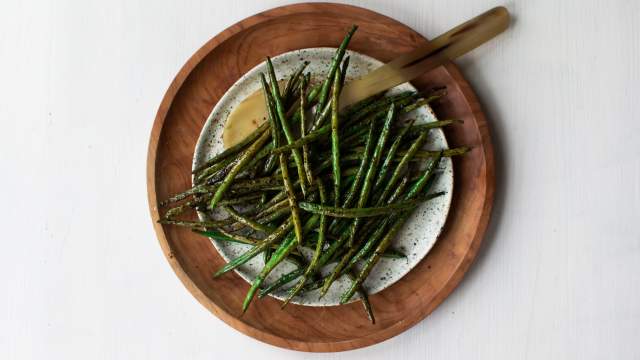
<box><xmin>147</xmin><ymin>3</ymin><xmax>494</xmax><ymax>352</ymax></box>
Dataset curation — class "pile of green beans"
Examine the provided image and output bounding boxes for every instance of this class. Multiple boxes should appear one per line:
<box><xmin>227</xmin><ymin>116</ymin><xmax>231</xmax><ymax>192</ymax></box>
<box><xmin>158</xmin><ymin>25</ymin><xmax>468</xmax><ymax>323</ymax></box>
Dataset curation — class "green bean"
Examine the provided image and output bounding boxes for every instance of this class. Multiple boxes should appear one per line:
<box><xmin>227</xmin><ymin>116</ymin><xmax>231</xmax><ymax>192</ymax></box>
<box><xmin>398</xmin><ymin>89</ymin><xmax>447</xmax><ymax>116</ymax></box>
<box><xmin>259</xmin><ymin>268</ymin><xmax>304</xmax><ymax>298</ymax></box>
<box><xmin>284</xmin><ymin>93</ymin><xmax>430</xmax><ymax>159</ymax></box>
<box><xmin>328</xmin><ymin>174</ymin><xmax>409</xmax><ymax>288</ymax></box>
<box><xmin>242</xmin><ymin>232</ymin><xmax>298</xmax><ymax>312</ymax></box>
<box><xmin>299</xmin><ymin>79</ymin><xmax>314</xmax><ymax>186</ymax></box>
<box><xmin>306</xmin><ymin>82</ymin><xmax>321</xmax><ymax>105</ymax></box>
<box><xmin>279</xmin><ymin>153</ymin><xmax>304</xmax><ymax>251</ymax></box>
<box><xmin>297</xmin><ymin>276</ymin><xmax>324</xmax><ymax>294</ymax></box>
<box><xmin>228</xmin><ymin>186</ymin><xmax>282</xmax><ymax>198</ymax></box>
<box><xmin>300</xmin><ymin>213</ymin><xmax>321</xmax><ymax>234</ymax></box>
<box><xmin>342</xmin><ymin>92</ymin><xmax>385</xmax><ymax>118</ymax></box>
<box><xmin>222</xmin><ymin>206</ymin><xmax>273</xmax><ymax>233</ymax></box>
<box><xmin>249</xmin><ymin>157</ymin><xmax>263</xmax><ymax>180</ymax></box>
<box><xmin>358</xmin><ymin>103</ymin><xmax>395</xmax><ymax>201</ymax></box>
<box><xmin>157</xmin><ymin>218</ymin><xmax>234</xmax><ymax>229</ymax></box>
<box><xmin>347</xmin><ymin>272</ymin><xmax>375</xmax><ymax>324</ymax></box>
<box><xmin>193</xmin><ymin>155</ymin><xmax>238</xmax><ymax>185</ymax></box>
<box><xmin>339</xmin><ymin>101</ymin><xmax>400</xmax><ymax>140</ymax></box>
<box><xmin>303</xmin><ymin>72</ymin><xmax>311</xmax><ymax>91</ymax></box>
<box><xmin>256</xmin><ymin>207</ymin><xmax>290</xmax><ymax>225</ymax></box>
<box><xmin>255</xmin><ymin>198</ymin><xmax>289</xmax><ymax>219</ymax></box>
<box><xmin>213</xmin><ymin>217</ymin><xmax>293</xmax><ymax>277</ymax></box>
<box><xmin>284</xmin><ymin>82</ymin><xmax>321</xmax><ymax>123</ymax></box>
<box><xmin>343</xmin><ymin>146</ymin><xmax>468</xmax><ymax>162</ymax></box>
<box><xmin>199</xmin><ymin>166</ymin><xmax>230</xmax><ymax>187</ymax></box>
<box><xmin>326</xmin><ymin>215</ymin><xmax>349</xmax><ymax>238</ymax></box>
<box><xmin>375</xmin><ymin>130</ymin><xmax>430</xmax><ymax>205</ymax></box>
<box><xmin>163</xmin><ymin>201</ymin><xmax>198</xmax><ymax>219</ymax></box>
<box><xmin>257</xmin><ymin>168</ymin><xmax>320</xmax><ymax>211</ymax></box>
<box><xmin>341</xmin><ymin>126</ymin><xmax>368</xmax><ymax>146</ymax></box>
<box><xmin>339</xmin><ymin>56</ymin><xmax>350</xmax><ymax>88</ymax></box>
<box><xmin>406</xmin><ymin>119</ymin><xmax>462</xmax><ymax>137</ymax></box>
<box><xmin>273</xmin><ymin>121</ymin><xmax>331</xmax><ymax>153</ymax></box>
<box><xmin>163</xmin><ymin>193</ymin><xmax>213</xmax><ymax>217</ymax></box>
<box><xmin>374</xmin><ymin>119</ymin><xmax>415</xmax><ymax>191</ymax></box>
<box><xmin>242</xmin><ymin>211</ymin><xmax>320</xmax><ymax>311</ymax></box>
<box><xmin>192</xmin><ymin>121</ymin><xmax>268</xmax><ymax>175</ymax></box>
<box><xmin>345</xmin><ymin>220</ymin><xmax>391</xmax><ymax>271</ymax></box>
<box><xmin>275</xmin><ymin>127</ymin><xmax>364</xmax><ymax>161</ymax></box>
<box><xmin>240</xmin><ymin>188</ymin><xmax>316</xmax><ymax>233</ymax></box>
<box><xmin>261</xmin><ymin>191</ymin><xmax>287</xmax><ymax>211</ymax></box>
<box><xmin>217</xmin><ymin>193</ymin><xmax>263</xmax><ymax>206</ymax></box>
<box><xmin>228</xmin><ymin>175</ymin><xmax>281</xmax><ymax>190</ymax></box>
<box><xmin>258</xmin><ymin>243</ymin><xmax>402</xmax><ymax>299</ymax></box>
<box><xmin>294</xmin><ymin>268</ymin><xmax>373</xmax><ymax>320</ymax></box>
<box><xmin>283</xmin><ymin>61</ymin><xmax>308</xmax><ymax>104</ymax></box>
<box><xmin>342</xmin><ymin>121</ymin><xmax>376</xmax><ymax>208</ymax></box>
<box><xmin>285</xmin><ymin>148</ymin><xmax>359</xmax><ymax>176</ymax></box>
<box><xmin>299</xmin><ymin>193</ymin><xmax>443</xmax><ymax>218</ymax></box>
<box><xmin>408</xmin><ymin>147</ymin><xmax>468</xmax><ymax>159</ymax></box>
<box><xmin>309</xmin><ymin>100</ymin><xmax>332</xmax><ymax>132</ymax></box>
<box><xmin>312</xmin><ymin>224</ymin><xmax>350</xmax><ymax>266</ymax></box>
<box><xmin>340</xmin><ymin>218</ymin><xmax>404</xmax><ymax>304</ymax></box>
<box><xmin>160</xmin><ymin>184</ymin><xmax>211</xmax><ymax>206</ymax></box>
<box><xmin>383</xmin><ymin>171</ymin><xmax>408</xmax><ymax>202</ymax></box>
<box><xmin>196</xmin><ymin>228</ymin><xmax>301</xmax><ymax>257</ymax></box>
<box><xmin>382</xmin><ymin>248</ymin><xmax>406</xmax><ymax>258</ymax></box>
<box><xmin>156</xmin><ymin>25</ymin><xmax>472</xmax><ymax>321</ymax></box>
<box><xmin>319</xmin><ymin>247</ymin><xmax>355</xmax><ymax>296</ymax></box>
<box><xmin>347</xmin><ymin>91</ymin><xmax>415</xmax><ymax>124</ymax></box>
<box><xmin>260</xmin><ymin>74</ymin><xmax>280</xmax><ymax>174</ymax></box>
<box><xmin>287</xmin><ymin>228</ymin><xmax>351</xmax><ymax>297</ymax></box>
<box><xmin>284</xmin><ymin>253</ymin><xmax>305</xmax><ymax>270</ymax></box>
<box><xmin>263</xmin><ymin>247</ymin><xmax>273</xmax><ymax>264</ymax></box>
<box><xmin>163</xmin><ymin>190</ymin><xmax>210</xmax><ymax>212</ymax></box>
<box><xmin>315</xmin><ymin>25</ymin><xmax>357</xmax><ymax>114</ymax></box>
<box><xmin>330</xmin><ymin>69</ymin><xmax>342</xmax><ymax>206</ymax></box>
<box><xmin>282</xmin><ymin>179</ymin><xmax>327</xmax><ymax>307</ymax></box>
<box><xmin>266</xmin><ymin>57</ymin><xmax>309</xmax><ymax>195</ymax></box>
<box><xmin>208</xmin><ymin>128</ymin><xmax>271</xmax><ymax>209</ymax></box>
<box><xmin>224</xmin><ymin>197</ymin><xmax>265</xmax><ymax>219</ymax></box>
<box><xmin>215</xmin><ymin>143</ymin><xmax>275</xmax><ymax>185</ymax></box>
<box><xmin>196</xmin><ymin>229</ymin><xmax>304</xmax><ymax>265</ymax></box>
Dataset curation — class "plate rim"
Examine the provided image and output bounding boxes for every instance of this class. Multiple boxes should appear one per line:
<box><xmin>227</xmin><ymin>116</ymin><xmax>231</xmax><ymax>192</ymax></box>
<box><xmin>147</xmin><ymin>2</ymin><xmax>495</xmax><ymax>352</ymax></box>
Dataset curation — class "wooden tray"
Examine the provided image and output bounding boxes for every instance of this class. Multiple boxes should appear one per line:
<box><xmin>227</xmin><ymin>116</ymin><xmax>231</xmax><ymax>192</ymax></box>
<box><xmin>147</xmin><ymin>3</ymin><xmax>494</xmax><ymax>352</ymax></box>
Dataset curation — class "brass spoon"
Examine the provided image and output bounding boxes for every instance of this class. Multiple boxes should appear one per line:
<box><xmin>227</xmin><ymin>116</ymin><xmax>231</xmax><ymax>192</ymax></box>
<box><xmin>223</xmin><ymin>6</ymin><xmax>510</xmax><ymax>147</ymax></box>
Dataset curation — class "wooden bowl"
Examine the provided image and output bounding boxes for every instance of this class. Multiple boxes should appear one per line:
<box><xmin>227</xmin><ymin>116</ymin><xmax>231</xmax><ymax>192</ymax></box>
<box><xmin>147</xmin><ymin>3</ymin><xmax>495</xmax><ymax>352</ymax></box>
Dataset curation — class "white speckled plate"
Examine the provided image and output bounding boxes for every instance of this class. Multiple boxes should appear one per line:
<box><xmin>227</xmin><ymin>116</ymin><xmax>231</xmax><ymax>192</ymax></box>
<box><xmin>193</xmin><ymin>48</ymin><xmax>453</xmax><ymax>306</ymax></box>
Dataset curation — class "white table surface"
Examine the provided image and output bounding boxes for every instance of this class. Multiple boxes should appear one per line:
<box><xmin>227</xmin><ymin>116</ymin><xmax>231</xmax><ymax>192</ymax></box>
<box><xmin>1</xmin><ymin>0</ymin><xmax>639</xmax><ymax>358</ymax></box>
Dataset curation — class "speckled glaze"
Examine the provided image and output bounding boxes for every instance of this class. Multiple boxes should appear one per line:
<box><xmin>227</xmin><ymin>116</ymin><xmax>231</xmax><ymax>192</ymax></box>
<box><xmin>193</xmin><ymin>48</ymin><xmax>453</xmax><ymax>306</ymax></box>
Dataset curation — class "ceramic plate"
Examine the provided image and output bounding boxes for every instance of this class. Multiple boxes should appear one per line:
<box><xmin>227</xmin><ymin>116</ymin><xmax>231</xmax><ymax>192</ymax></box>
<box><xmin>193</xmin><ymin>48</ymin><xmax>453</xmax><ymax>306</ymax></box>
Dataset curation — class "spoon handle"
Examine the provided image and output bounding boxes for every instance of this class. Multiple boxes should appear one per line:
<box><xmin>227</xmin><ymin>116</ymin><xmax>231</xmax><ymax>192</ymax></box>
<box><xmin>339</xmin><ymin>6</ymin><xmax>510</xmax><ymax>107</ymax></box>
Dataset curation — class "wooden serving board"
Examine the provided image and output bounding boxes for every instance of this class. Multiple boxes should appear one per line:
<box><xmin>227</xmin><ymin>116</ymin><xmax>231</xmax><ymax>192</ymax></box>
<box><xmin>147</xmin><ymin>3</ymin><xmax>494</xmax><ymax>352</ymax></box>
